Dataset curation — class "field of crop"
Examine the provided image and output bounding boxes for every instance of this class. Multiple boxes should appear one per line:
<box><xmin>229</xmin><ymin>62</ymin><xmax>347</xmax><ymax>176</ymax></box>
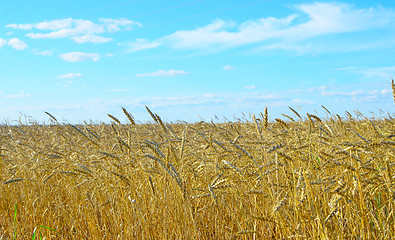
<box><xmin>0</xmin><ymin>82</ymin><xmax>394</xmax><ymax>239</ymax></box>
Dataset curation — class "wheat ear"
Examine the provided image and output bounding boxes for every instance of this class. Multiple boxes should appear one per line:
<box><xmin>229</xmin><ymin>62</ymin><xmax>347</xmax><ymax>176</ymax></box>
<box><xmin>122</xmin><ymin>107</ymin><xmax>135</xmax><ymax>125</ymax></box>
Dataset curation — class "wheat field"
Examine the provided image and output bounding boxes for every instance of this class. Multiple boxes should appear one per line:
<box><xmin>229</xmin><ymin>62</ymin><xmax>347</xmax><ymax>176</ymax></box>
<box><xmin>0</xmin><ymin>81</ymin><xmax>394</xmax><ymax>239</ymax></box>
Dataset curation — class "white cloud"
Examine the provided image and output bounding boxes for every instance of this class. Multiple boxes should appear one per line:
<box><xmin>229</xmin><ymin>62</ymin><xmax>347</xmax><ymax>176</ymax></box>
<box><xmin>8</xmin><ymin>38</ymin><xmax>28</xmax><ymax>50</ymax></box>
<box><xmin>57</xmin><ymin>73</ymin><xmax>82</xmax><ymax>79</ymax></box>
<box><xmin>59</xmin><ymin>52</ymin><xmax>99</xmax><ymax>62</ymax></box>
<box><xmin>334</xmin><ymin>66</ymin><xmax>395</xmax><ymax>79</ymax></box>
<box><xmin>128</xmin><ymin>2</ymin><xmax>394</xmax><ymax>53</ymax></box>
<box><xmin>136</xmin><ymin>69</ymin><xmax>190</xmax><ymax>77</ymax></box>
<box><xmin>291</xmin><ymin>99</ymin><xmax>314</xmax><ymax>105</ymax></box>
<box><xmin>244</xmin><ymin>85</ymin><xmax>256</xmax><ymax>89</ymax></box>
<box><xmin>72</xmin><ymin>34</ymin><xmax>113</xmax><ymax>43</ymax></box>
<box><xmin>161</xmin><ymin>16</ymin><xmax>296</xmax><ymax>49</ymax></box>
<box><xmin>223</xmin><ymin>65</ymin><xmax>233</xmax><ymax>70</ymax></box>
<box><xmin>318</xmin><ymin>86</ymin><xmax>392</xmax><ymax>104</ymax></box>
<box><xmin>6</xmin><ymin>23</ymin><xmax>34</xmax><ymax>30</ymax></box>
<box><xmin>353</xmin><ymin>66</ymin><xmax>395</xmax><ymax>78</ymax></box>
<box><xmin>7</xmin><ymin>18</ymin><xmax>141</xmax><ymax>44</ymax></box>
<box><xmin>99</xmin><ymin>18</ymin><xmax>141</xmax><ymax>32</ymax></box>
<box><xmin>381</xmin><ymin>89</ymin><xmax>391</xmax><ymax>95</ymax></box>
<box><xmin>0</xmin><ymin>38</ymin><xmax>6</xmax><ymax>47</ymax></box>
<box><xmin>239</xmin><ymin>94</ymin><xmax>284</xmax><ymax>101</ymax></box>
<box><xmin>146</xmin><ymin>95</ymin><xmax>222</xmax><ymax>108</ymax></box>
<box><xmin>5</xmin><ymin>92</ymin><xmax>30</xmax><ymax>99</ymax></box>
<box><xmin>308</xmin><ymin>86</ymin><xmax>328</xmax><ymax>92</ymax></box>
<box><xmin>104</xmin><ymin>89</ymin><xmax>130</xmax><ymax>93</ymax></box>
<box><xmin>332</xmin><ymin>66</ymin><xmax>361</xmax><ymax>71</ymax></box>
<box><xmin>293</xmin><ymin>85</ymin><xmax>328</xmax><ymax>93</ymax></box>
<box><xmin>34</xmin><ymin>50</ymin><xmax>53</xmax><ymax>56</ymax></box>
<box><xmin>321</xmin><ymin>90</ymin><xmax>363</xmax><ymax>97</ymax></box>
<box><xmin>292</xmin><ymin>3</ymin><xmax>387</xmax><ymax>35</ymax></box>
<box><xmin>366</xmin><ymin>89</ymin><xmax>391</xmax><ymax>96</ymax></box>
<box><xmin>126</xmin><ymin>38</ymin><xmax>161</xmax><ymax>52</ymax></box>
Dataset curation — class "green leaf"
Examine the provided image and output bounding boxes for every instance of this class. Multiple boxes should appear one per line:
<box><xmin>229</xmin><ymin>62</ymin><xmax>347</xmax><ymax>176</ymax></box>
<box><xmin>32</xmin><ymin>227</ymin><xmax>37</xmax><ymax>240</ymax></box>
<box><xmin>32</xmin><ymin>225</ymin><xmax>59</xmax><ymax>239</ymax></box>
<box><xmin>13</xmin><ymin>204</ymin><xmax>17</xmax><ymax>240</ymax></box>
<box><xmin>38</xmin><ymin>225</ymin><xmax>59</xmax><ymax>233</ymax></box>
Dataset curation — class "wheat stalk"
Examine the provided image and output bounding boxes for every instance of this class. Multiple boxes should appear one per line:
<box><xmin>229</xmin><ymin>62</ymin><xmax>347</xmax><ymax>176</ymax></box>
<box><xmin>2</xmin><ymin>104</ymin><xmax>394</xmax><ymax>238</ymax></box>
<box><xmin>392</xmin><ymin>78</ymin><xmax>395</xmax><ymax>103</ymax></box>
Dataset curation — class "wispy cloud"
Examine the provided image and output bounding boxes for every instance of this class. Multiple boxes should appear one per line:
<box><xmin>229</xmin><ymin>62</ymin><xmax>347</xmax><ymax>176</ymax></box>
<box><xmin>321</xmin><ymin>90</ymin><xmax>363</xmax><ymax>97</ymax></box>
<box><xmin>136</xmin><ymin>69</ymin><xmax>190</xmax><ymax>77</ymax></box>
<box><xmin>321</xmin><ymin>88</ymin><xmax>392</xmax><ymax>103</ymax></box>
<box><xmin>308</xmin><ymin>86</ymin><xmax>328</xmax><ymax>92</ymax></box>
<box><xmin>223</xmin><ymin>65</ymin><xmax>233</xmax><ymax>70</ymax></box>
<box><xmin>0</xmin><ymin>38</ymin><xmax>7</xmax><ymax>47</ymax></box>
<box><xmin>334</xmin><ymin>66</ymin><xmax>395</xmax><ymax>79</ymax></box>
<box><xmin>7</xmin><ymin>18</ymin><xmax>141</xmax><ymax>44</ymax></box>
<box><xmin>103</xmin><ymin>89</ymin><xmax>130</xmax><ymax>93</ymax></box>
<box><xmin>332</xmin><ymin>66</ymin><xmax>362</xmax><ymax>71</ymax></box>
<box><xmin>238</xmin><ymin>93</ymin><xmax>284</xmax><ymax>101</ymax></box>
<box><xmin>291</xmin><ymin>99</ymin><xmax>314</xmax><ymax>105</ymax></box>
<box><xmin>59</xmin><ymin>52</ymin><xmax>99</xmax><ymax>62</ymax></box>
<box><xmin>33</xmin><ymin>50</ymin><xmax>53</xmax><ymax>56</ymax></box>
<box><xmin>72</xmin><ymin>34</ymin><xmax>113</xmax><ymax>44</ymax></box>
<box><xmin>8</xmin><ymin>38</ymin><xmax>28</xmax><ymax>50</ymax></box>
<box><xmin>146</xmin><ymin>95</ymin><xmax>222</xmax><ymax>108</ymax></box>
<box><xmin>57</xmin><ymin>73</ymin><xmax>82</xmax><ymax>79</ymax></box>
<box><xmin>124</xmin><ymin>38</ymin><xmax>160</xmax><ymax>52</ymax></box>
<box><xmin>293</xmin><ymin>85</ymin><xmax>328</xmax><ymax>93</ymax></box>
<box><xmin>127</xmin><ymin>2</ymin><xmax>394</xmax><ymax>54</ymax></box>
<box><xmin>244</xmin><ymin>85</ymin><xmax>256</xmax><ymax>89</ymax></box>
<box><xmin>4</xmin><ymin>92</ymin><xmax>30</xmax><ymax>99</ymax></box>
<box><xmin>353</xmin><ymin>66</ymin><xmax>395</xmax><ymax>78</ymax></box>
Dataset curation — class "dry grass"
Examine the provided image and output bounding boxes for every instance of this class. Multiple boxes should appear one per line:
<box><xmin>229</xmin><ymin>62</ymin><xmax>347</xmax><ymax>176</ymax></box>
<box><xmin>1</xmin><ymin>96</ymin><xmax>395</xmax><ymax>239</ymax></box>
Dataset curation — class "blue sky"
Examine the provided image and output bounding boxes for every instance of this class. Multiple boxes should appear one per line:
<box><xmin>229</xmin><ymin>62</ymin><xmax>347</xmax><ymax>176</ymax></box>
<box><xmin>1</xmin><ymin>0</ymin><xmax>394</xmax><ymax>123</ymax></box>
